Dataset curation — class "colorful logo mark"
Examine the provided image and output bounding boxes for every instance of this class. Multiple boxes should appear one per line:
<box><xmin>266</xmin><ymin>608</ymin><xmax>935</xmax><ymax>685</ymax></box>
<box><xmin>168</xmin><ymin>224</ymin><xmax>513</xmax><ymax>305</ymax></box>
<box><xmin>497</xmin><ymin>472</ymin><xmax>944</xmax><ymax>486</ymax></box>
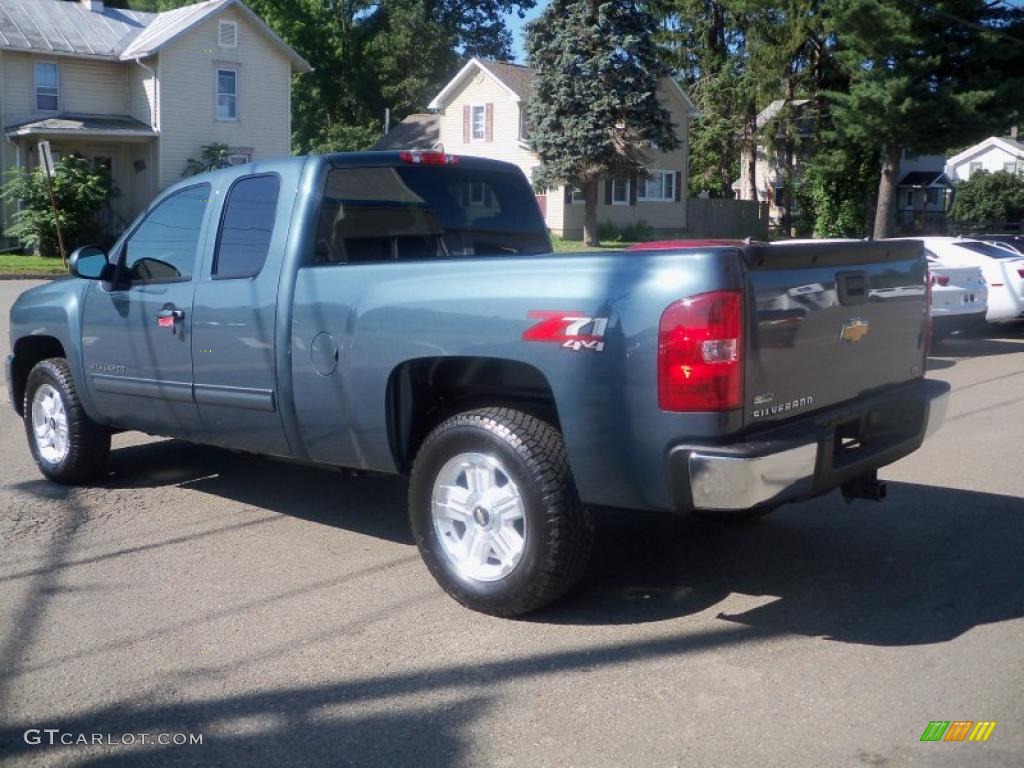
<box><xmin>920</xmin><ymin>721</ymin><xmax>997</xmax><ymax>742</ymax></box>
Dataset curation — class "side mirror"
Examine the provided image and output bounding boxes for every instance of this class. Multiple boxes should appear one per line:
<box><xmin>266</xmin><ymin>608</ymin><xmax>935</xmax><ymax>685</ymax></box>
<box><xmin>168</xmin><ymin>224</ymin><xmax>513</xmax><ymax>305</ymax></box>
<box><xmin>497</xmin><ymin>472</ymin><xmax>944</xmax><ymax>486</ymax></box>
<box><xmin>69</xmin><ymin>246</ymin><xmax>112</xmax><ymax>281</ymax></box>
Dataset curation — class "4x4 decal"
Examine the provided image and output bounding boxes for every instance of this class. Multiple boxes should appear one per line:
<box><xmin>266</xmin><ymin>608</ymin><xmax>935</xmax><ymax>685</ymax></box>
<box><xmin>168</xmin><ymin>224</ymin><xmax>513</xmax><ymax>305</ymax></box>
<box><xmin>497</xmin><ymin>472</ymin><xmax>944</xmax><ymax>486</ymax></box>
<box><xmin>522</xmin><ymin>311</ymin><xmax>609</xmax><ymax>352</ymax></box>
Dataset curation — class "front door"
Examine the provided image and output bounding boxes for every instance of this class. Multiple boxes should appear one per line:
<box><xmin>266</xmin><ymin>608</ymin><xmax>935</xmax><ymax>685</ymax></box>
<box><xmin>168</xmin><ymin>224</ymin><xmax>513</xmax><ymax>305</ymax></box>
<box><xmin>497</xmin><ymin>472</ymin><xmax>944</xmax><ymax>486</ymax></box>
<box><xmin>81</xmin><ymin>183</ymin><xmax>212</xmax><ymax>438</ymax></box>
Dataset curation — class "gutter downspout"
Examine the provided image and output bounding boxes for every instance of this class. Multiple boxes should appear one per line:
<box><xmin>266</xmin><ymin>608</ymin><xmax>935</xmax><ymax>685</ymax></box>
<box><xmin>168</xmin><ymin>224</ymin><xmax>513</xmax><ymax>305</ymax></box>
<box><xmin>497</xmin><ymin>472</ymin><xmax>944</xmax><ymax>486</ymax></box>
<box><xmin>133</xmin><ymin>57</ymin><xmax>159</xmax><ymax>132</ymax></box>
<box><xmin>134</xmin><ymin>57</ymin><xmax>159</xmax><ymax>198</ymax></box>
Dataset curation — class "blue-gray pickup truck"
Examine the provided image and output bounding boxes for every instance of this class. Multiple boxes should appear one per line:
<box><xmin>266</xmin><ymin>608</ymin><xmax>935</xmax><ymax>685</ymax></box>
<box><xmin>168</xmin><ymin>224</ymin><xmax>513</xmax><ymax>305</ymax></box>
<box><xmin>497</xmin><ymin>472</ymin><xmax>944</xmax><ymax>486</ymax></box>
<box><xmin>7</xmin><ymin>151</ymin><xmax>949</xmax><ymax>615</ymax></box>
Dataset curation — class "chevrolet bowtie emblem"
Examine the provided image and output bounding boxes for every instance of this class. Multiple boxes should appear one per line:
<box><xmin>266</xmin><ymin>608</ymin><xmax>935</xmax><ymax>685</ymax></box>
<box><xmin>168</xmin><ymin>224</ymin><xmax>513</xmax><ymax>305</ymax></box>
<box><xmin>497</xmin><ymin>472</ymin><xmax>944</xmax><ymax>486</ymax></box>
<box><xmin>839</xmin><ymin>318</ymin><xmax>870</xmax><ymax>343</ymax></box>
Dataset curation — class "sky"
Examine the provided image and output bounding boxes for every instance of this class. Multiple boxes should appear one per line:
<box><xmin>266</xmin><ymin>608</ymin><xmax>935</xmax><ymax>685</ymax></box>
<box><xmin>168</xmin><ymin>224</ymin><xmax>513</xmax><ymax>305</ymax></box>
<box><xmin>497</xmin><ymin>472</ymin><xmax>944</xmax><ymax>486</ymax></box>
<box><xmin>504</xmin><ymin>1</ymin><xmax>549</xmax><ymax>63</ymax></box>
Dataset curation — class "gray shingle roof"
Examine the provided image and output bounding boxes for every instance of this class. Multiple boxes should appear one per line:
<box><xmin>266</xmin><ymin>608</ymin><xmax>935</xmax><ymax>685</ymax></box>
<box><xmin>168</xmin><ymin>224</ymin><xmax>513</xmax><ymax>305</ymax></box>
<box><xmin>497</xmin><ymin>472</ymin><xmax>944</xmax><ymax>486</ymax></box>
<box><xmin>478</xmin><ymin>60</ymin><xmax>534</xmax><ymax>101</ymax></box>
<box><xmin>0</xmin><ymin>0</ymin><xmax>309</xmax><ymax>71</ymax></box>
<box><xmin>372</xmin><ymin>113</ymin><xmax>439</xmax><ymax>150</ymax></box>
<box><xmin>6</xmin><ymin>112</ymin><xmax>157</xmax><ymax>136</ymax></box>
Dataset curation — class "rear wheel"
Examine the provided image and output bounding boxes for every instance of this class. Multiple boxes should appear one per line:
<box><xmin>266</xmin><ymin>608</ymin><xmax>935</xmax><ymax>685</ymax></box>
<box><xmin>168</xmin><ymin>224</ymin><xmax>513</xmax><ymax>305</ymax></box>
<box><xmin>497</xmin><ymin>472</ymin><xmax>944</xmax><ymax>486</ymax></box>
<box><xmin>409</xmin><ymin>407</ymin><xmax>593</xmax><ymax>617</ymax></box>
<box><xmin>23</xmin><ymin>358</ymin><xmax>110</xmax><ymax>485</ymax></box>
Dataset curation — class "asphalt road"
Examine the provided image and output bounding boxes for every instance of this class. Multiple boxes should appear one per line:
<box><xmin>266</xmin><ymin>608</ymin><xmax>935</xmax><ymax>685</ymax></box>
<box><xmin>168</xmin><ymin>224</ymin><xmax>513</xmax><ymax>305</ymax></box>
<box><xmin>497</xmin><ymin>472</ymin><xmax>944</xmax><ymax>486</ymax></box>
<box><xmin>0</xmin><ymin>279</ymin><xmax>1022</xmax><ymax>767</ymax></box>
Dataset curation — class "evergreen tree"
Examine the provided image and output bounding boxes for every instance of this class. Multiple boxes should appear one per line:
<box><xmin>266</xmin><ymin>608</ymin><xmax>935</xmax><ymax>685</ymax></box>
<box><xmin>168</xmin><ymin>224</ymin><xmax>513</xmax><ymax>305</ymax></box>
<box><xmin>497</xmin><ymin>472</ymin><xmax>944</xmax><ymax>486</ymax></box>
<box><xmin>828</xmin><ymin>0</ymin><xmax>1024</xmax><ymax>239</ymax></box>
<box><xmin>527</xmin><ymin>0</ymin><xmax>680</xmax><ymax>245</ymax></box>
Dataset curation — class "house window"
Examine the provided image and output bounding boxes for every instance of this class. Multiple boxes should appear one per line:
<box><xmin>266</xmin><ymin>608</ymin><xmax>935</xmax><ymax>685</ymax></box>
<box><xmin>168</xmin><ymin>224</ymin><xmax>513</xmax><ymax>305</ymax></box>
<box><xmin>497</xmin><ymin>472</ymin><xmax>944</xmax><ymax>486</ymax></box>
<box><xmin>905</xmin><ymin>190</ymin><xmax>914</xmax><ymax>209</ymax></box>
<box><xmin>968</xmin><ymin>161</ymin><xmax>983</xmax><ymax>175</ymax></box>
<box><xmin>926</xmin><ymin>187</ymin><xmax>939</xmax><ymax>207</ymax></box>
<box><xmin>219</xmin><ymin>20</ymin><xmax>238</xmax><ymax>48</ymax></box>
<box><xmin>471</xmin><ymin>105</ymin><xmax>486</xmax><ymax>140</ymax></box>
<box><xmin>518</xmin><ymin>106</ymin><xmax>530</xmax><ymax>142</ymax></box>
<box><xmin>571</xmin><ymin>187</ymin><xmax>585</xmax><ymax>204</ymax></box>
<box><xmin>216</xmin><ymin>68</ymin><xmax>238</xmax><ymax>121</ymax></box>
<box><xmin>611</xmin><ymin>178</ymin><xmax>630</xmax><ymax>206</ymax></box>
<box><xmin>469</xmin><ymin>182</ymin><xmax>487</xmax><ymax>205</ymax></box>
<box><xmin>638</xmin><ymin>170</ymin><xmax>675</xmax><ymax>202</ymax></box>
<box><xmin>1004</xmin><ymin>161</ymin><xmax>1018</xmax><ymax>174</ymax></box>
<box><xmin>35</xmin><ymin>62</ymin><xmax>59</xmax><ymax>111</ymax></box>
<box><xmin>227</xmin><ymin>152</ymin><xmax>252</xmax><ymax>166</ymax></box>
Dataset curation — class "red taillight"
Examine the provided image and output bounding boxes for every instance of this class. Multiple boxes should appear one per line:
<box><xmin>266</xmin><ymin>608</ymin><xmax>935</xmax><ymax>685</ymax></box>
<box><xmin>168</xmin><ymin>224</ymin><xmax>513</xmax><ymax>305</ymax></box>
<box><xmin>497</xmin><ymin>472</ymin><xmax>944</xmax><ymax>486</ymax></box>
<box><xmin>658</xmin><ymin>291</ymin><xmax>743</xmax><ymax>412</ymax></box>
<box><xmin>931</xmin><ymin>274</ymin><xmax>950</xmax><ymax>287</ymax></box>
<box><xmin>398</xmin><ymin>150</ymin><xmax>459</xmax><ymax>165</ymax></box>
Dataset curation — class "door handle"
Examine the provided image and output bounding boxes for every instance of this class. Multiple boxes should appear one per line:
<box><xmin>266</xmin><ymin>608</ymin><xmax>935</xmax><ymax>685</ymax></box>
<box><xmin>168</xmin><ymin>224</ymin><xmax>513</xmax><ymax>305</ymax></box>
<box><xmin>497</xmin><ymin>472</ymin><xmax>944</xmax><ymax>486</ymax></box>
<box><xmin>156</xmin><ymin>307</ymin><xmax>185</xmax><ymax>334</ymax></box>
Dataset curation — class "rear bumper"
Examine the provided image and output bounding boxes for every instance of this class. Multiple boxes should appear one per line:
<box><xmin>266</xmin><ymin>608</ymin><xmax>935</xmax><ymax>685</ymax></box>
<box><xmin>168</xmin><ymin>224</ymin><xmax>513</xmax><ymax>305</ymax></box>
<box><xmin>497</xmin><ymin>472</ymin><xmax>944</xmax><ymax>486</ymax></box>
<box><xmin>932</xmin><ymin>310</ymin><xmax>986</xmax><ymax>336</ymax></box>
<box><xmin>667</xmin><ymin>378</ymin><xmax>950</xmax><ymax>512</ymax></box>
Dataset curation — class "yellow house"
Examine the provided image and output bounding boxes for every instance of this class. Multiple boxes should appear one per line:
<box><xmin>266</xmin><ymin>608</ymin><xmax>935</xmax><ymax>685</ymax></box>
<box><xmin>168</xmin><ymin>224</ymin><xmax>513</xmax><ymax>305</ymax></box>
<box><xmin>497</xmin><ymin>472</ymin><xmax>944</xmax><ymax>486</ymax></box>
<box><xmin>0</xmin><ymin>0</ymin><xmax>310</xmax><ymax>236</ymax></box>
<box><xmin>378</xmin><ymin>57</ymin><xmax>700</xmax><ymax>240</ymax></box>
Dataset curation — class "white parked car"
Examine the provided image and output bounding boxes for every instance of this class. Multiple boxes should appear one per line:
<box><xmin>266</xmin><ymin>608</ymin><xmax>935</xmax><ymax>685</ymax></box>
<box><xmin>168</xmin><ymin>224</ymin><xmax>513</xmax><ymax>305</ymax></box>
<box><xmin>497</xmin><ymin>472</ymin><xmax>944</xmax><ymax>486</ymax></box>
<box><xmin>926</xmin><ymin>258</ymin><xmax>988</xmax><ymax>338</ymax></box>
<box><xmin>892</xmin><ymin>237</ymin><xmax>1022</xmax><ymax>323</ymax></box>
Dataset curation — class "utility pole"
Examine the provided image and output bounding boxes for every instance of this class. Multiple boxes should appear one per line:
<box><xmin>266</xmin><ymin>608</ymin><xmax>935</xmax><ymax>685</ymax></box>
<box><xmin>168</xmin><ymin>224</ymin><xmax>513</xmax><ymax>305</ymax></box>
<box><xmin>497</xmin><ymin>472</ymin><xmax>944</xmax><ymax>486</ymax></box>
<box><xmin>38</xmin><ymin>141</ymin><xmax>67</xmax><ymax>269</ymax></box>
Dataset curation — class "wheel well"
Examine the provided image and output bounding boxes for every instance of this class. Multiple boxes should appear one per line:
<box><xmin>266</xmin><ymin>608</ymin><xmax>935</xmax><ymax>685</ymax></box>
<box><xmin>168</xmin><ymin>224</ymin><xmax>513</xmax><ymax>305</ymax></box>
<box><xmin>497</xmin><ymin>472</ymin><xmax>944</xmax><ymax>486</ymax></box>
<box><xmin>11</xmin><ymin>336</ymin><xmax>66</xmax><ymax>416</ymax></box>
<box><xmin>386</xmin><ymin>357</ymin><xmax>560</xmax><ymax>474</ymax></box>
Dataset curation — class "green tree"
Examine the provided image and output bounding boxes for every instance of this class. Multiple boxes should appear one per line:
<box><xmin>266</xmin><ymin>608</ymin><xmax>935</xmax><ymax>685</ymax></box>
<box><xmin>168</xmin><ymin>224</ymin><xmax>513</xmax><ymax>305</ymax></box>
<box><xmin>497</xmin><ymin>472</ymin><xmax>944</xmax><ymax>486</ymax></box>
<box><xmin>827</xmin><ymin>0</ymin><xmax>1024</xmax><ymax>239</ymax></box>
<box><xmin>527</xmin><ymin>0</ymin><xmax>680</xmax><ymax>245</ymax></box>
<box><xmin>949</xmin><ymin>170</ymin><xmax>1024</xmax><ymax>228</ymax></box>
<box><xmin>1</xmin><ymin>156</ymin><xmax>119</xmax><ymax>256</ymax></box>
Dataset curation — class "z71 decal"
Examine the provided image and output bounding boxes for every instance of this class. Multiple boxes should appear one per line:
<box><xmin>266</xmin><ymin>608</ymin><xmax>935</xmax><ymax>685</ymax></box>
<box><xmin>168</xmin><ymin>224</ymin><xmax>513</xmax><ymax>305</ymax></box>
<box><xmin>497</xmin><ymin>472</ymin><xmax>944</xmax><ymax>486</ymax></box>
<box><xmin>522</xmin><ymin>311</ymin><xmax>609</xmax><ymax>352</ymax></box>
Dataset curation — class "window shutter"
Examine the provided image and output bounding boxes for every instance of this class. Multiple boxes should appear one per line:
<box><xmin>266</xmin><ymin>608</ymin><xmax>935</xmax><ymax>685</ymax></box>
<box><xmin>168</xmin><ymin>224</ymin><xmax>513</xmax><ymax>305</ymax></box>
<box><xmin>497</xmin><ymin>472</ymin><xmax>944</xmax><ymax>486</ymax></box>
<box><xmin>629</xmin><ymin>175</ymin><xmax>638</xmax><ymax>206</ymax></box>
<box><xmin>564</xmin><ymin>186</ymin><xmax>573</xmax><ymax>205</ymax></box>
<box><xmin>219</xmin><ymin>20</ymin><xmax>237</xmax><ymax>48</ymax></box>
<box><xmin>485</xmin><ymin>103</ymin><xmax>494</xmax><ymax>142</ymax></box>
<box><xmin>463</xmin><ymin>105</ymin><xmax>470</xmax><ymax>143</ymax></box>
<box><xmin>604</xmin><ymin>179</ymin><xmax>613</xmax><ymax>205</ymax></box>
<box><xmin>675</xmin><ymin>171</ymin><xmax>682</xmax><ymax>202</ymax></box>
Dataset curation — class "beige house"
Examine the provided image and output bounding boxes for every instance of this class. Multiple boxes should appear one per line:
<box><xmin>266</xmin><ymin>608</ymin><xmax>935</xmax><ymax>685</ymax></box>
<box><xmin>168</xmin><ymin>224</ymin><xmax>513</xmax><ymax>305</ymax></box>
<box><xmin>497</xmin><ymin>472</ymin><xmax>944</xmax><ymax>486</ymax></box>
<box><xmin>377</xmin><ymin>58</ymin><xmax>700</xmax><ymax>240</ymax></box>
<box><xmin>0</xmin><ymin>0</ymin><xmax>309</xmax><ymax>235</ymax></box>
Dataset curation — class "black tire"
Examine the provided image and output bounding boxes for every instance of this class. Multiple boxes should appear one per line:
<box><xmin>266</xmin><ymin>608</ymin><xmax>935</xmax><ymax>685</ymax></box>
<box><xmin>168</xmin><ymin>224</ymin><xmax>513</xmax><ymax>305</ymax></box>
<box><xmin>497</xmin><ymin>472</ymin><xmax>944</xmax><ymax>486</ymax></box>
<box><xmin>409</xmin><ymin>407</ymin><xmax>593</xmax><ymax>617</ymax></box>
<box><xmin>23</xmin><ymin>357</ymin><xmax>110</xmax><ymax>485</ymax></box>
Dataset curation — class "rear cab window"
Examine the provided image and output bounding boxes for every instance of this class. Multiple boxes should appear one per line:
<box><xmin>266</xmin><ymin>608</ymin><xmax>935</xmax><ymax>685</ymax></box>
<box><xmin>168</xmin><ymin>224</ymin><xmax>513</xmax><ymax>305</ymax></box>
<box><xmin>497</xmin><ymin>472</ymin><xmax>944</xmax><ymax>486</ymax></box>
<box><xmin>313</xmin><ymin>164</ymin><xmax>550</xmax><ymax>264</ymax></box>
<box><xmin>213</xmin><ymin>174</ymin><xmax>281</xmax><ymax>279</ymax></box>
<box><xmin>954</xmin><ymin>242</ymin><xmax>1020</xmax><ymax>260</ymax></box>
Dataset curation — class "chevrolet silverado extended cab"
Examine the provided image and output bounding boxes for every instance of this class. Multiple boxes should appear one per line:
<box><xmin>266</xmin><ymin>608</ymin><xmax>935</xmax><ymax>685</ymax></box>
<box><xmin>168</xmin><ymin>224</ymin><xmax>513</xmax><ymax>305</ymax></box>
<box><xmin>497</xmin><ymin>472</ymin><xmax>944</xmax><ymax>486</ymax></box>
<box><xmin>7</xmin><ymin>151</ymin><xmax>949</xmax><ymax>616</ymax></box>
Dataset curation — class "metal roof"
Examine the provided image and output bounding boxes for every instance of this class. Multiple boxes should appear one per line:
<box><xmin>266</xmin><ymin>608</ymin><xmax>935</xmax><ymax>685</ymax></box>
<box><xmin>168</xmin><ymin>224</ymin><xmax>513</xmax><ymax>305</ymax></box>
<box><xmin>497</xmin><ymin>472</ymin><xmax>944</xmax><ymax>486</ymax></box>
<box><xmin>0</xmin><ymin>0</ymin><xmax>310</xmax><ymax>72</ymax></box>
<box><xmin>0</xmin><ymin>0</ymin><xmax>154</xmax><ymax>58</ymax></box>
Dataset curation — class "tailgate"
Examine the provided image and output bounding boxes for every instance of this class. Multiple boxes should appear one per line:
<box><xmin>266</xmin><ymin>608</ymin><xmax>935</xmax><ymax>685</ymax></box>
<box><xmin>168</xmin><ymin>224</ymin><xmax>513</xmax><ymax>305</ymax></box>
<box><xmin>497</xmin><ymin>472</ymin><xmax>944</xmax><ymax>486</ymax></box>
<box><xmin>742</xmin><ymin>240</ymin><xmax>927</xmax><ymax>428</ymax></box>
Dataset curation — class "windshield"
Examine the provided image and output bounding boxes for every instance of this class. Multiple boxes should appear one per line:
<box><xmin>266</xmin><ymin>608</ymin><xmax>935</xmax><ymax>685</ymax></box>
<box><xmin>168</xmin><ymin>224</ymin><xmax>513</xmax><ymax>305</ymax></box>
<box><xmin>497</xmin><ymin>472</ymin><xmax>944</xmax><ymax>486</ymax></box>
<box><xmin>314</xmin><ymin>165</ymin><xmax>551</xmax><ymax>263</ymax></box>
<box><xmin>954</xmin><ymin>241</ymin><xmax>1022</xmax><ymax>260</ymax></box>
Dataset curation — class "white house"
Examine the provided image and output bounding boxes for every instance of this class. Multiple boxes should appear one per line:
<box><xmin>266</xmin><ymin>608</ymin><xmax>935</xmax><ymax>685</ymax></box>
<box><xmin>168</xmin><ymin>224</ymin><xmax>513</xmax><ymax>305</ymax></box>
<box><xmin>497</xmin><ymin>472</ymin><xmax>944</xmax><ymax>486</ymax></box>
<box><xmin>945</xmin><ymin>136</ymin><xmax>1024</xmax><ymax>182</ymax></box>
<box><xmin>0</xmin><ymin>0</ymin><xmax>310</xmax><ymax>234</ymax></box>
<box><xmin>376</xmin><ymin>57</ymin><xmax>701</xmax><ymax>239</ymax></box>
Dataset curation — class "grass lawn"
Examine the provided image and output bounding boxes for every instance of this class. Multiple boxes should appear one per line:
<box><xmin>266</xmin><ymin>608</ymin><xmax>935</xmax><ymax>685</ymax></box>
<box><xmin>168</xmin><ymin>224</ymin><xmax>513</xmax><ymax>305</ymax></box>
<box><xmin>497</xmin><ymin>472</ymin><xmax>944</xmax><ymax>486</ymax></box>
<box><xmin>0</xmin><ymin>253</ymin><xmax>67</xmax><ymax>276</ymax></box>
<box><xmin>550</xmin><ymin>236</ymin><xmax>640</xmax><ymax>252</ymax></box>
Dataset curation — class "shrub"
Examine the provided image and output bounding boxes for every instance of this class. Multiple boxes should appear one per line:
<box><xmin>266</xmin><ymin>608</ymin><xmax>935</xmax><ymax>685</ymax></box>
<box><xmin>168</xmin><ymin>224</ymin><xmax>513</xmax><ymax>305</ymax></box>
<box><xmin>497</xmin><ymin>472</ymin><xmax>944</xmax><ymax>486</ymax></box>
<box><xmin>184</xmin><ymin>143</ymin><xmax>233</xmax><ymax>177</ymax></box>
<box><xmin>0</xmin><ymin>155</ymin><xmax>118</xmax><ymax>256</ymax></box>
<box><xmin>949</xmin><ymin>170</ymin><xmax>1024</xmax><ymax>226</ymax></box>
<box><xmin>620</xmin><ymin>220</ymin><xmax>654</xmax><ymax>242</ymax></box>
<box><xmin>597</xmin><ymin>220</ymin><xmax>621</xmax><ymax>242</ymax></box>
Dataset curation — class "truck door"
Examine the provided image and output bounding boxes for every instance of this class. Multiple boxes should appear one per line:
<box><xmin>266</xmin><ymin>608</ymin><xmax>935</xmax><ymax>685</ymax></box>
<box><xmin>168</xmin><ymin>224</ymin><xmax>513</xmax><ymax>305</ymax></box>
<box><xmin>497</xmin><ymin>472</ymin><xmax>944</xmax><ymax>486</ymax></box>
<box><xmin>191</xmin><ymin>172</ymin><xmax>291</xmax><ymax>456</ymax></box>
<box><xmin>81</xmin><ymin>183</ymin><xmax>211</xmax><ymax>439</ymax></box>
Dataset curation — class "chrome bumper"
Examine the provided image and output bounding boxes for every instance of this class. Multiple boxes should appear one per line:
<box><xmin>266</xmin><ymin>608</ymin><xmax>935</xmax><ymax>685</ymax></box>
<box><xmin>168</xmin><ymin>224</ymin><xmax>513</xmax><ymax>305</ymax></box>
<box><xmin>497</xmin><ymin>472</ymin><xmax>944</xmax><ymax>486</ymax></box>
<box><xmin>683</xmin><ymin>386</ymin><xmax>950</xmax><ymax>512</ymax></box>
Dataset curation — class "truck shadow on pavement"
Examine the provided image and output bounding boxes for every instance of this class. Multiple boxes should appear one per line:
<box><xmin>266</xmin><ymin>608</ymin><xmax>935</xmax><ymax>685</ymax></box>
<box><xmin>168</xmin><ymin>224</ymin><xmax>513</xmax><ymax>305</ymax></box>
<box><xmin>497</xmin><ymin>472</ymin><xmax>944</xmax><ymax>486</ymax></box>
<box><xmin>93</xmin><ymin>439</ymin><xmax>1024</xmax><ymax>645</ymax></box>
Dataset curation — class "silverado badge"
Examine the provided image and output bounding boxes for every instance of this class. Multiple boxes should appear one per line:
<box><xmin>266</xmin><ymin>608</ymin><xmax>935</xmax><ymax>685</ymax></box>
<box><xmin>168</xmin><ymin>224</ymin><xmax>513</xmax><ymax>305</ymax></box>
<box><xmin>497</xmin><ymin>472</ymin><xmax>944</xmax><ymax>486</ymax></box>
<box><xmin>839</xmin><ymin>318</ymin><xmax>870</xmax><ymax>343</ymax></box>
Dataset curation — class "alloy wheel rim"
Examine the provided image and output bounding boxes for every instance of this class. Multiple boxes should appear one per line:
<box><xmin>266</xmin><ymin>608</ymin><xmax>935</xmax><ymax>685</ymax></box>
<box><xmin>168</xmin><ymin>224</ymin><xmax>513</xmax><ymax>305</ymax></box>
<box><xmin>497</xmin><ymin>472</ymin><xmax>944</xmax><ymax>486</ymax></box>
<box><xmin>31</xmin><ymin>384</ymin><xmax>70</xmax><ymax>464</ymax></box>
<box><xmin>431</xmin><ymin>452</ymin><xmax>527</xmax><ymax>582</ymax></box>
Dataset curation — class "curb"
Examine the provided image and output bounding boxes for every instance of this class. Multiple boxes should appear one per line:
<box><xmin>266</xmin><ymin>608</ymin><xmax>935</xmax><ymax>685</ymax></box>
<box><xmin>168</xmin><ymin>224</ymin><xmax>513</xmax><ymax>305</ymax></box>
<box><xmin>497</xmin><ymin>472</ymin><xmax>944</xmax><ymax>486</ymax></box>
<box><xmin>0</xmin><ymin>273</ymin><xmax>61</xmax><ymax>281</ymax></box>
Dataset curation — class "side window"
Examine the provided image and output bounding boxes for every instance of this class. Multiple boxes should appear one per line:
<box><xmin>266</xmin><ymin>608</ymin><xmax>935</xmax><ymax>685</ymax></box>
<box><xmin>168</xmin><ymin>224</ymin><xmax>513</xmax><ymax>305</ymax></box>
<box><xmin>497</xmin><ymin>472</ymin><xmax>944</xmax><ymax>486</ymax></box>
<box><xmin>124</xmin><ymin>184</ymin><xmax>210</xmax><ymax>283</ymax></box>
<box><xmin>213</xmin><ymin>174</ymin><xmax>280</xmax><ymax>279</ymax></box>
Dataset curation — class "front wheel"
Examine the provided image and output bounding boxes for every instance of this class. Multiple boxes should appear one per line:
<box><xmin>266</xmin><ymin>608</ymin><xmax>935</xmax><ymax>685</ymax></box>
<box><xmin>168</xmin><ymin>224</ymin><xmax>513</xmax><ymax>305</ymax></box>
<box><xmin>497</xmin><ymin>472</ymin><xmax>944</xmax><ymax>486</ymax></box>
<box><xmin>409</xmin><ymin>407</ymin><xmax>593</xmax><ymax>617</ymax></box>
<box><xmin>23</xmin><ymin>358</ymin><xmax>110</xmax><ymax>485</ymax></box>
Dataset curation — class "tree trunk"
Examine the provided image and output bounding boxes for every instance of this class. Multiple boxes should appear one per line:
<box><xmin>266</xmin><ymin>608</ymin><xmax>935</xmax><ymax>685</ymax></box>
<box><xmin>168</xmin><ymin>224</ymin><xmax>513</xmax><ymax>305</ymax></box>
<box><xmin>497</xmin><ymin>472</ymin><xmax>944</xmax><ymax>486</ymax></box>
<box><xmin>872</xmin><ymin>144</ymin><xmax>902</xmax><ymax>240</ymax></box>
<box><xmin>583</xmin><ymin>177</ymin><xmax>600</xmax><ymax>246</ymax></box>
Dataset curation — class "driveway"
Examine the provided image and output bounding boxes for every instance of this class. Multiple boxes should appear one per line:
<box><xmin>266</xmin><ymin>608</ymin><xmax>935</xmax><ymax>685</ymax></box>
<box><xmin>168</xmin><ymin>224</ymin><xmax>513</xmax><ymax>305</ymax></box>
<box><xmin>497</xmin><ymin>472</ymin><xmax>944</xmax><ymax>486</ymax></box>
<box><xmin>1</xmin><ymin>280</ymin><xmax>1022</xmax><ymax>767</ymax></box>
